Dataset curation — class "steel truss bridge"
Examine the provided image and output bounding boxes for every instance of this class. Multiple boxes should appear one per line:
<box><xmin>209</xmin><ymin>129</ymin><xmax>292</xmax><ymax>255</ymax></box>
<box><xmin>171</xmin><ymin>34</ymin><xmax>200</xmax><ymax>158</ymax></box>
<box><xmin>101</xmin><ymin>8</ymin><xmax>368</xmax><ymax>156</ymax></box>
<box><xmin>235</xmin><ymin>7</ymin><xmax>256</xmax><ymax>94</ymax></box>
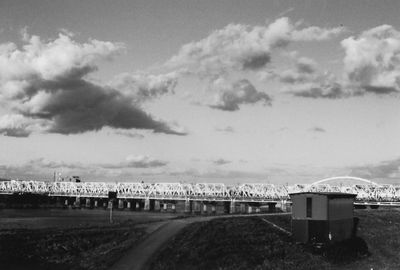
<box><xmin>0</xmin><ymin>176</ymin><xmax>399</xmax><ymax>205</ymax></box>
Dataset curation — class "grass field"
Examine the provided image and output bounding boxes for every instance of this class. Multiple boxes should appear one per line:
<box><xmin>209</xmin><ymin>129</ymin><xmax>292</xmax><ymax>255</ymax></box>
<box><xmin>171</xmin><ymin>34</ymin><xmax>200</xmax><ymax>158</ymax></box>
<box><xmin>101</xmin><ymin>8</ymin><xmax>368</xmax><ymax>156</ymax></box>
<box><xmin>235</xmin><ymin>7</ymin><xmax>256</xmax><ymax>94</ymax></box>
<box><xmin>0</xmin><ymin>209</ymin><xmax>178</xmax><ymax>270</ymax></box>
<box><xmin>151</xmin><ymin>209</ymin><xmax>400</xmax><ymax>270</ymax></box>
<box><xmin>0</xmin><ymin>208</ymin><xmax>178</xmax><ymax>229</ymax></box>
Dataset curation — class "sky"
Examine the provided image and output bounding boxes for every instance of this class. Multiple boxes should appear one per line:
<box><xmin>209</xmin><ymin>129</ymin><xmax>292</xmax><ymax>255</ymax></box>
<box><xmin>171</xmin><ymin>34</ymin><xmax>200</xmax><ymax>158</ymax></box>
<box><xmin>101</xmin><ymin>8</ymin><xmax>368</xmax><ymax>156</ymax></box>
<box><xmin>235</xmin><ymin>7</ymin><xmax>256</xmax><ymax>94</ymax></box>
<box><xmin>0</xmin><ymin>0</ymin><xmax>399</xmax><ymax>184</ymax></box>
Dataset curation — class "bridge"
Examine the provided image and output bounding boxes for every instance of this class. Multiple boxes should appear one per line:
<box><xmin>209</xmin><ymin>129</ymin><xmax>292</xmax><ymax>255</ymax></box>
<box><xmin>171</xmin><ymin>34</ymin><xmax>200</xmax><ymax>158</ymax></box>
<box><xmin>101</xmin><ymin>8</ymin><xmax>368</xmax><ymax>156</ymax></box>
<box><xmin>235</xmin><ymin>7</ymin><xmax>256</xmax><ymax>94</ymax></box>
<box><xmin>0</xmin><ymin>176</ymin><xmax>399</xmax><ymax>205</ymax></box>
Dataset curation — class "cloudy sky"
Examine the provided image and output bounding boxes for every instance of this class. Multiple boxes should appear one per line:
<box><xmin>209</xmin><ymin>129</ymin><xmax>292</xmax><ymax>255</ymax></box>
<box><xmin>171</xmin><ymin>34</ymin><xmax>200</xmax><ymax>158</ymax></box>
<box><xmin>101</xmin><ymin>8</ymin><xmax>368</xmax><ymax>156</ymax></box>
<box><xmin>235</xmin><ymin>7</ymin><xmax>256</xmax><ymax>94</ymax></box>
<box><xmin>0</xmin><ymin>0</ymin><xmax>399</xmax><ymax>184</ymax></box>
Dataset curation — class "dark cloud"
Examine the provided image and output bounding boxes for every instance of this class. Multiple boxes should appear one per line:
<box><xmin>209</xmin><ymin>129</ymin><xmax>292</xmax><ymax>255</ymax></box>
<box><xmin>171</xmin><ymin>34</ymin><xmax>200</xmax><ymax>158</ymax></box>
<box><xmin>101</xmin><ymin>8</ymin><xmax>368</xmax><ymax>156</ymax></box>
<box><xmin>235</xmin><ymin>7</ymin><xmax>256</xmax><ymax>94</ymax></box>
<box><xmin>209</xmin><ymin>78</ymin><xmax>271</xmax><ymax>111</ymax></box>
<box><xmin>240</xmin><ymin>52</ymin><xmax>271</xmax><ymax>70</ymax></box>
<box><xmin>0</xmin><ymin>33</ymin><xmax>184</xmax><ymax>137</ymax></box>
<box><xmin>363</xmin><ymin>85</ymin><xmax>397</xmax><ymax>94</ymax></box>
<box><xmin>296</xmin><ymin>57</ymin><xmax>316</xmax><ymax>74</ymax></box>
<box><xmin>309</xmin><ymin>127</ymin><xmax>326</xmax><ymax>133</ymax></box>
<box><xmin>113</xmin><ymin>130</ymin><xmax>145</xmax><ymax>139</ymax></box>
<box><xmin>292</xmin><ymin>82</ymin><xmax>347</xmax><ymax>99</ymax></box>
<box><xmin>213</xmin><ymin>158</ymin><xmax>232</xmax><ymax>166</ymax></box>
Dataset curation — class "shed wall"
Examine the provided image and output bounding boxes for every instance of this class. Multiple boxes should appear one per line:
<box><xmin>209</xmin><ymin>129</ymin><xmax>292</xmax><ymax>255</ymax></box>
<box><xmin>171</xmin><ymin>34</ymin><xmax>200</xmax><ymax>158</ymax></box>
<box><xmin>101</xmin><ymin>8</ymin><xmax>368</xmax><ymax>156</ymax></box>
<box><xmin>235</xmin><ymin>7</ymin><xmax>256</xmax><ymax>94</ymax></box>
<box><xmin>328</xmin><ymin>198</ymin><xmax>354</xmax><ymax>220</ymax></box>
<box><xmin>292</xmin><ymin>194</ymin><xmax>327</xmax><ymax>220</ymax></box>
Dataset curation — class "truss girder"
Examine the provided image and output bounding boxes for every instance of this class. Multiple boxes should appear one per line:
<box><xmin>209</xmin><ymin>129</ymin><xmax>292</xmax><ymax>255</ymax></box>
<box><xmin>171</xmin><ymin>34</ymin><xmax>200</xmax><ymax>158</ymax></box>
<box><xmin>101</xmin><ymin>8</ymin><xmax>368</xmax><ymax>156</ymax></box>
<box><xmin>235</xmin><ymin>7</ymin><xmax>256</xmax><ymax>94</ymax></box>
<box><xmin>0</xmin><ymin>180</ymin><xmax>399</xmax><ymax>202</ymax></box>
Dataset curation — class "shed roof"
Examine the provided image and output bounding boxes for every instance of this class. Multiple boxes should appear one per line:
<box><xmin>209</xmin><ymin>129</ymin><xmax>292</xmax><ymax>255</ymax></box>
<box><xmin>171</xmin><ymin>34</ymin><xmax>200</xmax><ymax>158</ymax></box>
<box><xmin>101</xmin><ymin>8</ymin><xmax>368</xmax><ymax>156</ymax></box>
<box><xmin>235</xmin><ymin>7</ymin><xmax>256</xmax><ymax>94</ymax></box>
<box><xmin>289</xmin><ymin>192</ymin><xmax>357</xmax><ymax>199</ymax></box>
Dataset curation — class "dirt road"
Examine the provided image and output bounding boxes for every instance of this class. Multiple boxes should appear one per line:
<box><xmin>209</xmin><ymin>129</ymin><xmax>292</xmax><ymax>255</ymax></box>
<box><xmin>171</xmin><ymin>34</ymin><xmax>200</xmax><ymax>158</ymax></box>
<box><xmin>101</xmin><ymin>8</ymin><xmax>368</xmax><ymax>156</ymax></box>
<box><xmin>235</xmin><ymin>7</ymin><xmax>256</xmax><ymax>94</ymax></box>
<box><xmin>111</xmin><ymin>213</ymin><xmax>291</xmax><ymax>270</ymax></box>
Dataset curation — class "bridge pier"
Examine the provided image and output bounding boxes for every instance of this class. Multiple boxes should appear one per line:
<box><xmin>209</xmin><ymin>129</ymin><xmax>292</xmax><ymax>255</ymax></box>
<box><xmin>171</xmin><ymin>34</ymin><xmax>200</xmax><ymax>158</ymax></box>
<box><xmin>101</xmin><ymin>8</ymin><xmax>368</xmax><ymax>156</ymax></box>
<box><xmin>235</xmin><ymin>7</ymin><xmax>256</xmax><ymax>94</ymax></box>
<box><xmin>239</xmin><ymin>203</ymin><xmax>246</xmax><ymax>213</ymax></box>
<box><xmin>144</xmin><ymin>198</ymin><xmax>150</xmax><ymax>211</ymax></box>
<box><xmin>85</xmin><ymin>198</ymin><xmax>91</xmax><ymax>208</ymax></box>
<box><xmin>230</xmin><ymin>201</ymin><xmax>235</xmax><ymax>214</ymax></box>
<box><xmin>192</xmin><ymin>201</ymin><xmax>201</xmax><ymax>214</ymax></box>
<box><xmin>184</xmin><ymin>200</ymin><xmax>191</xmax><ymax>213</ymax></box>
<box><xmin>118</xmin><ymin>199</ymin><xmax>124</xmax><ymax>209</ymax></box>
<box><xmin>74</xmin><ymin>197</ymin><xmax>81</xmax><ymax>208</ymax></box>
<box><xmin>154</xmin><ymin>200</ymin><xmax>161</xmax><ymax>211</ymax></box>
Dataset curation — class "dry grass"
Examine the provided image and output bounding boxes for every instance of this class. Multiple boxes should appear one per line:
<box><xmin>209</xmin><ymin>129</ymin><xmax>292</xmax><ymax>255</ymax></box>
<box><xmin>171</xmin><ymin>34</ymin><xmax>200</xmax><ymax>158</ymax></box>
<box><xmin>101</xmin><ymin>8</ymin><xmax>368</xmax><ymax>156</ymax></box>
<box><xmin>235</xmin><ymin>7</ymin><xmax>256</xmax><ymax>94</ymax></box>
<box><xmin>340</xmin><ymin>208</ymin><xmax>400</xmax><ymax>270</ymax></box>
<box><xmin>151</xmin><ymin>209</ymin><xmax>400</xmax><ymax>270</ymax></box>
<box><xmin>151</xmin><ymin>217</ymin><xmax>330</xmax><ymax>270</ymax></box>
<box><xmin>0</xmin><ymin>220</ymin><xmax>146</xmax><ymax>270</ymax></box>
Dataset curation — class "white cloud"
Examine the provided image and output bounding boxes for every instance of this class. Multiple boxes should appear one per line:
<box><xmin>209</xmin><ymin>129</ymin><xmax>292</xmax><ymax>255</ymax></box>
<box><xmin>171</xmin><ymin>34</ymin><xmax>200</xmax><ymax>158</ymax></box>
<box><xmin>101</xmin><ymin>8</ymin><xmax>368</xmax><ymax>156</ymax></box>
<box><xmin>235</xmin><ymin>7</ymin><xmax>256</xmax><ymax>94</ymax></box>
<box><xmin>0</xmin><ymin>114</ymin><xmax>46</xmax><ymax>137</ymax></box>
<box><xmin>167</xmin><ymin>17</ymin><xmax>346</xmax><ymax>77</ymax></box>
<box><xmin>292</xmin><ymin>25</ymin><xmax>346</xmax><ymax>41</ymax></box>
<box><xmin>208</xmin><ymin>78</ymin><xmax>271</xmax><ymax>111</ymax></box>
<box><xmin>342</xmin><ymin>24</ymin><xmax>400</xmax><ymax>93</ymax></box>
<box><xmin>109</xmin><ymin>72</ymin><xmax>178</xmax><ymax>103</ymax></box>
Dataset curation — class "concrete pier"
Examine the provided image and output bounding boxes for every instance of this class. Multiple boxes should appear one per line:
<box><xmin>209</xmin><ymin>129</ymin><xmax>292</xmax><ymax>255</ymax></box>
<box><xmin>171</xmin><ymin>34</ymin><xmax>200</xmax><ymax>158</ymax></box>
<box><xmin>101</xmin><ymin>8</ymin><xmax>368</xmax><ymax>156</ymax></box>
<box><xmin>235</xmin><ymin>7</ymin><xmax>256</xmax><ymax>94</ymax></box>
<box><xmin>154</xmin><ymin>200</ymin><xmax>161</xmax><ymax>211</ymax></box>
<box><xmin>184</xmin><ymin>200</ymin><xmax>191</xmax><ymax>213</ymax></box>
<box><xmin>230</xmin><ymin>201</ymin><xmax>236</xmax><ymax>214</ymax></box>
<box><xmin>85</xmin><ymin>198</ymin><xmax>91</xmax><ymax>208</ymax></box>
<box><xmin>192</xmin><ymin>201</ymin><xmax>201</xmax><ymax>213</ymax></box>
<box><xmin>240</xmin><ymin>203</ymin><xmax>246</xmax><ymax>213</ymax></box>
<box><xmin>74</xmin><ymin>197</ymin><xmax>81</xmax><ymax>207</ymax></box>
<box><xmin>118</xmin><ymin>199</ymin><xmax>124</xmax><ymax>209</ymax></box>
<box><xmin>144</xmin><ymin>198</ymin><xmax>150</xmax><ymax>211</ymax></box>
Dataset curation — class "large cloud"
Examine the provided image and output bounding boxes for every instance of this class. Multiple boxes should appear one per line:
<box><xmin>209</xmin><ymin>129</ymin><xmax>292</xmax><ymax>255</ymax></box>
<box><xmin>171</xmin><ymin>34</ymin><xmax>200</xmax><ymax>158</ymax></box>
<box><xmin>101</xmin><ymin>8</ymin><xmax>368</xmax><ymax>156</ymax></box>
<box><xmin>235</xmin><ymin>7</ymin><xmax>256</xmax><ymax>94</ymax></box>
<box><xmin>0</xmin><ymin>33</ymin><xmax>184</xmax><ymax>137</ymax></box>
<box><xmin>349</xmin><ymin>157</ymin><xmax>400</xmax><ymax>179</ymax></box>
<box><xmin>342</xmin><ymin>24</ymin><xmax>400</xmax><ymax>94</ymax></box>
<box><xmin>208</xmin><ymin>78</ymin><xmax>271</xmax><ymax>111</ymax></box>
<box><xmin>167</xmin><ymin>17</ymin><xmax>345</xmax><ymax>77</ymax></box>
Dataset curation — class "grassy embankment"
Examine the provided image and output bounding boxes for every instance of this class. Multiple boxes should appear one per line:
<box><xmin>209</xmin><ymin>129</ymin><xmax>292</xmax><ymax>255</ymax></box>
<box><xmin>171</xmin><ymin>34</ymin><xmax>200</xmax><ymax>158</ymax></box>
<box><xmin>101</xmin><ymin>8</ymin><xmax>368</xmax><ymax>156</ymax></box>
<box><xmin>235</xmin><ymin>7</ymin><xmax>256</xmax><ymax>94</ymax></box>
<box><xmin>0</xmin><ymin>220</ymin><xmax>146</xmax><ymax>270</ymax></box>
<box><xmin>151</xmin><ymin>209</ymin><xmax>400</xmax><ymax>270</ymax></box>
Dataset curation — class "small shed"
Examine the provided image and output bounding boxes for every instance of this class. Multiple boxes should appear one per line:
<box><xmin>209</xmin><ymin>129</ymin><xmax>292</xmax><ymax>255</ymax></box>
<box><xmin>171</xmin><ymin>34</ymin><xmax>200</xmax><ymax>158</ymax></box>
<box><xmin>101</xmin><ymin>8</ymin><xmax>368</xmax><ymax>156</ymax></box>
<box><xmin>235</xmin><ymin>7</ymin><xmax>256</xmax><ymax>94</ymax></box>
<box><xmin>289</xmin><ymin>192</ymin><xmax>357</xmax><ymax>243</ymax></box>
